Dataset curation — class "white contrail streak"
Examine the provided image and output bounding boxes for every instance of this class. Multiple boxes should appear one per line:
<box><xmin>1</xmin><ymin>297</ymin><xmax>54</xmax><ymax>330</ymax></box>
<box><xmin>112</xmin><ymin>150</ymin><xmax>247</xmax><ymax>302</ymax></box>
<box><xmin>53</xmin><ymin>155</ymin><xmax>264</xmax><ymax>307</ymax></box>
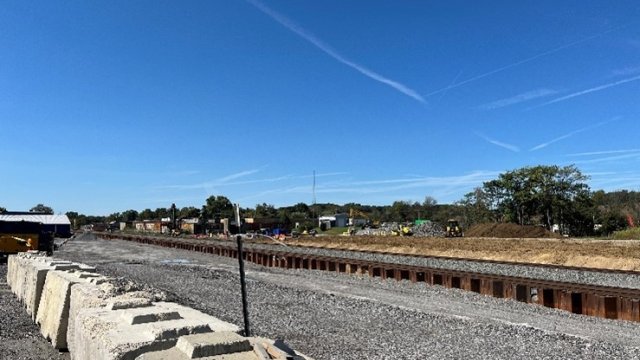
<box><xmin>478</xmin><ymin>88</ymin><xmax>558</xmax><ymax>110</ymax></box>
<box><xmin>246</xmin><ymin>0</ymin><xmax>425</xmax><ymax>103</ymax></box>
<box><xmin>530</xmin><ymin>118</ymin><xmax>618</xmax><ymax>151</ymax></box>
<box><xmin>568</xmin><ymin>149</ymin><xmax>640</xmax><ymax>157</ymax></box>
<box><xmin>476</xmin><ymin>133</ymin><xmax>520</xmax><ymax>152</ymax></box>
<box><xmin>535</xmin><ymin>75</ymin><xmax>640</xmax><ymax>107</ymax></box>
<box><xmin>425</xmin><ymin>25</ymin><xmax>627</xmax><ymax>98</ymax></box>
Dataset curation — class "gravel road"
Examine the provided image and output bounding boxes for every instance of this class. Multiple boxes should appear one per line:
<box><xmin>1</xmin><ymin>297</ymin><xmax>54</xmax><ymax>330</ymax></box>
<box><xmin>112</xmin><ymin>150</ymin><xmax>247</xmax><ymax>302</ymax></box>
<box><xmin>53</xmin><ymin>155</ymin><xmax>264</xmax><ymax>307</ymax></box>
<box><xmin>52</xmin><ymin>233</ymin><xmax>640</xmax><ymax>359</ymax></box>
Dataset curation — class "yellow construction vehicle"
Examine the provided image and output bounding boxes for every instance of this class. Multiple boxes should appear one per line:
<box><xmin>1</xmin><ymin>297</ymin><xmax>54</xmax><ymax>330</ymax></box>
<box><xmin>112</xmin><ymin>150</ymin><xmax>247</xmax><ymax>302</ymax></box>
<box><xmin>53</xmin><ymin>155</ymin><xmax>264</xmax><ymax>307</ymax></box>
<box><xmin>445</xmin><ymin>219</ymin><xmax>463</xmax><ymax>237</ymax></box>
<box><xmin>0</xmin><ymin>221</ymin><xmax>54</xmax><ymax>258</ymax></box>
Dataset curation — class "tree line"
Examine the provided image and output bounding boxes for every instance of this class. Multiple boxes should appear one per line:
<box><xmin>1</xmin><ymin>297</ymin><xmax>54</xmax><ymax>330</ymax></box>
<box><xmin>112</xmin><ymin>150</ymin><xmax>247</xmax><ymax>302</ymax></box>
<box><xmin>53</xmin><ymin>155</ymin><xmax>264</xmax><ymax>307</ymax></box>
<box><xmin>9</xmin><ymin>165</ymin><xmax>639</xmax><ymax>236</ymax></box>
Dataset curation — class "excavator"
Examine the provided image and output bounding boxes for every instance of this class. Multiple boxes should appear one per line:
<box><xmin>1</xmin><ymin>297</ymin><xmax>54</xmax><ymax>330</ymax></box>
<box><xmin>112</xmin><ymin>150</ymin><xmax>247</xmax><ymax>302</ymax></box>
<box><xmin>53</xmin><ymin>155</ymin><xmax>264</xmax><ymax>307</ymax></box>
<box><xmin>445</xmin><ymin>219</ymin><xmax>463</xmax><ymax>237</ymax></box>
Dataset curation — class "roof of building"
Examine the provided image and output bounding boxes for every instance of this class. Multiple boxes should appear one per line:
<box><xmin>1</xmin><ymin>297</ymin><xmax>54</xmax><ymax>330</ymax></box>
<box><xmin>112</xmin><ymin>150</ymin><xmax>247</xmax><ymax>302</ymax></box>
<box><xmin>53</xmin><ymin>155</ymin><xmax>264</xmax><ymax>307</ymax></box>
<box><xmin>0</xmin><ymin>214</ymin><xmax>71</xmax><ymax>225</ymax></box>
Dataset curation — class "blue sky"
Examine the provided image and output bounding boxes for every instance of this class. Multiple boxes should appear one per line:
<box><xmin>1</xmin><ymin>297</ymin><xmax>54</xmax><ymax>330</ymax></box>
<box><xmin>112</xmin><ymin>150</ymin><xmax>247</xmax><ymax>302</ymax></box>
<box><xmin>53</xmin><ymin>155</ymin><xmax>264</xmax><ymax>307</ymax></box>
<box><xmin>1</xmin><ymin>1</ymin><xmax>639</xmax><ymax>215</ymax></box>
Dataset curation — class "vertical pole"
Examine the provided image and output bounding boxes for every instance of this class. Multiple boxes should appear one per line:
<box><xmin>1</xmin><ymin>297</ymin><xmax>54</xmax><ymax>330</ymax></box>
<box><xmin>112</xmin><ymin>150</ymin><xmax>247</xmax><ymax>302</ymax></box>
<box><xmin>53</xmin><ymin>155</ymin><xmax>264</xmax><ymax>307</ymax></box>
<box><xmin>234</xmin><ymin>204</ymin><xmax>250</xmax><ymax>337</ymax></box>
<box><xmin>236</xmin><ymin>235</ymin><xmax>250</xmax><ymax>337</ymax></box>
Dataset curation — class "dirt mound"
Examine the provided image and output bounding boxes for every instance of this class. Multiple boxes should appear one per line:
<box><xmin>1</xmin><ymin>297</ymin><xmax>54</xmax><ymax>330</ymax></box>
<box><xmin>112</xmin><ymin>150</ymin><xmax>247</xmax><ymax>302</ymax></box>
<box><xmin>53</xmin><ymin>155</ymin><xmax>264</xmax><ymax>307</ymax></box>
<box><xmin>465</xmin><ymin>223</ymin><xmax>559</xmax><ymax>238</ymax></box>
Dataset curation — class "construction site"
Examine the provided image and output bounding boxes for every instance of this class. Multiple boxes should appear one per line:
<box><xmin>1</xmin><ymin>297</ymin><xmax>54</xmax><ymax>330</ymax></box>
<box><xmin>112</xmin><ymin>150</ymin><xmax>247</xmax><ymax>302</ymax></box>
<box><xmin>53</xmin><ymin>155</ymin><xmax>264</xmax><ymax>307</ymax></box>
<box><xmin>3</xmin><ymin>222</ymin><xmax>640</xmax><ymax>359</ymax></box>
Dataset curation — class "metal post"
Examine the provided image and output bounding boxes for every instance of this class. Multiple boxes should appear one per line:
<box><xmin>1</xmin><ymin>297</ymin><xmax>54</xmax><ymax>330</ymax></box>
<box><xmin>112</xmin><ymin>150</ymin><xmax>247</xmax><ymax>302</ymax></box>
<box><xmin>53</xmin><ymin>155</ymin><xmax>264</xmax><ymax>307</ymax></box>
<box><xmin>236</xmin><ymin>234</ymin><xmax>251</xmax><ymax>336</ymax></box>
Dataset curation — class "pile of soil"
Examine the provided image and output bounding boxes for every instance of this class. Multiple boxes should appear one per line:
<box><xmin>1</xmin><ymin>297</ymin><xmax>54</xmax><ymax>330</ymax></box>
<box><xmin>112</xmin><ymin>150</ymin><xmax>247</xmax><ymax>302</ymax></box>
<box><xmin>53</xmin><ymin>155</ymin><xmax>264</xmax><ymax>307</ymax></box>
<box><xmin>465</xmin><ymin>223</ymin><xmax>559</xmax><ymax>238</ymax></box>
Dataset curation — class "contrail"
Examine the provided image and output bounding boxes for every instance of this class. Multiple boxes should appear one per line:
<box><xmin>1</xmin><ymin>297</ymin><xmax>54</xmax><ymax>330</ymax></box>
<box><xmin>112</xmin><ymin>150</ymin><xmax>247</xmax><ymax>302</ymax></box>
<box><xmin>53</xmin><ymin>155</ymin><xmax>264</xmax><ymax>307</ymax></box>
<box><xmin>425</xmin><ymin>24</ymin><xmax>628</xmax><ymax>98</ymax></box>
<box><xmin>535</xmin><ymin>74</ymin><xmax>640</xmax><ymax>108</ymax></box>
<box><xmin>246</xmin><ymin>0</ymin><xmax>425</xmax><ymax>103</ymax></box>
<box><xmin>478</xmin><ymin>88</ymin><xmax>558</xmax><ymax>110</ymax></box>
<box><xmin>530</xmin><ymin>118</ymin><xmax>619</xmax><ymax>151</ymax></box>
<box><xmin>476</xmin><ymin>132</ymin><xmax>520</xmax><ymax>152</ymax></box>
<box><xmin>568</xmin><ymin>149</ymin><xmax>640</xmax><ymax>157</ymax></box>
<box><xmin>435</xmin><ymin>70</ymin><xmax>463</xmax><ymax>104</ymax></box>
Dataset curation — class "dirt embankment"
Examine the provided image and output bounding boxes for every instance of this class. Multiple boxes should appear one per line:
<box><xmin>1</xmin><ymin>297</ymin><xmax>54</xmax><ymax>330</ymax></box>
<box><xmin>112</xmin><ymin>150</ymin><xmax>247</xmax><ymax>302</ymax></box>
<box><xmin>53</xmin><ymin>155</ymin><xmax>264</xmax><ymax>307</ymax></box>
<box><xmin>465</xmin><ymin>223</ymin><xmax>560</xmax><ymax>238</ymax></box>
<box><xmin>268</xmin><ymin>230</ymin><xmax>640</xmax><ymax>271</ymax></box>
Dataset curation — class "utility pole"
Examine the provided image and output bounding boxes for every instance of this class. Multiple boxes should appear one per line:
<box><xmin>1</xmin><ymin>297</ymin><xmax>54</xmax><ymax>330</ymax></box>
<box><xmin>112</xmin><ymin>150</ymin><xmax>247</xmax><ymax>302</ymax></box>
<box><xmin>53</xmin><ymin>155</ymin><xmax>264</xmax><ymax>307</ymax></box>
<box><xmin>312</xmin><ymin>170</ymin><xmax>316</xmax><ymax>225</ymax></box>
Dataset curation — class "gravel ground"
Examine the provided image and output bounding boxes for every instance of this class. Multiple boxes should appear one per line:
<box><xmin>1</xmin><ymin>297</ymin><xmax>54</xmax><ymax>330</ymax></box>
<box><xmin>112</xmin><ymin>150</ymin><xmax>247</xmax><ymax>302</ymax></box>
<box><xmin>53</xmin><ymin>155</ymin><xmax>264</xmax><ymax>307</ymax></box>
<box><xmin>49</xmin><ymin>233</ymin><xmax>640</xmax><ymax>360</ymax></box>
<box><xmin>0</xmin><ymin>263</ymin><xmax>70</xmax><ymax>360</ymax></box>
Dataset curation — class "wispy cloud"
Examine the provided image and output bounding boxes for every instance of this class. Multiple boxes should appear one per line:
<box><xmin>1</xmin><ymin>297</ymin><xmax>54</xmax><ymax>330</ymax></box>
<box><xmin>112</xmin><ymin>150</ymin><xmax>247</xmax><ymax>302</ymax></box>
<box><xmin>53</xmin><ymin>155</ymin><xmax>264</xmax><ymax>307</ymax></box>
<box><xmin>478</xmin><ymin>88</ymin><xmax>559</xmax><ymax>110</ymax></box>
<box><xmin>155</xmin><ymin>170</ymin><xmax>348</xmax><ymax>191</ymax></box>
<box><xmin>434</xmin><ymin>70</ymin><xmax>463</xmax><ymax>104</ymax></box>
<box><xmin>237</xmin><ymin>171</ymin><xmax>500</xmax><ymax>203</ymax></box>
<box><xmin>217</xmin><ymin>168</ymin><xmax>261</xmax><ymax>183</ymax></box>
<box><xmin>568</xmin><ymin>149</ymin><xmax>640</xmax><ymax>157</ymax></box>
<box><xmin>572</xmin><ymin>152</ymin><xmax>640</xmax><ymax>165</ymax></box>
<box><xmin>476</xmin><ymin>133</ymin><xmax>520</xmax><ymax>152</ymax></box>
<box><xmin>425</xmin><ymin>25</ymin><xmax>626</xmax><ymax>98</ymax></box>
<box><xmin>530</xmin><ymin>118</ymin><xmax>619</xmax><ymax>151</ymax></box>
<box><xmin>611</xmin><ymin>66</ymin><xmax>640</xmax><ymax>77</ymax></box>
<box><xmin>246</xmin><ymin>0</ymin><xmax>425</xmax><ymax>103</ymax></box>
<box><xmin>534</xmin><ymin>75</ymin><xmax>640</xmax><ymax>108</ymax></box>
<box><xmin>156</xmin><ymin>168</ymin><xmax>264</xmax><ymax>191</ymax></box>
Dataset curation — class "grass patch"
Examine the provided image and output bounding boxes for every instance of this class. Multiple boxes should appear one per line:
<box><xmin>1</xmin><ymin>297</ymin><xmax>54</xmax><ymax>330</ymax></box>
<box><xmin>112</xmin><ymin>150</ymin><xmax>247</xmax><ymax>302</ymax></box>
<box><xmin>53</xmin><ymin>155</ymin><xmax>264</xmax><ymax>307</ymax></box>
<box><xmin>318</xmin><ymin>226</ymin><xmax>350</xmax><ymax>236</ymax></box>
<box><xmin>612</xmin><ymin>227</ymin><xmax>640</xmax><ymax>240</ymax></box>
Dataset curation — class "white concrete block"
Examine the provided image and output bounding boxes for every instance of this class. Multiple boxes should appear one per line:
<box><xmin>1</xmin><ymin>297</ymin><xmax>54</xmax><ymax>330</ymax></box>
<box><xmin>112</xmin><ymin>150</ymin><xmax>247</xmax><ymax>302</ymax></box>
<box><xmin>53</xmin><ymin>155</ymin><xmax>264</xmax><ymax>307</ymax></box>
<box><xmin>36</xmin><ymin>269</ymin><xmax>108</xmax><ymax>349</ymax></box>
<box><xmin>24</xmin><ymin>261</ymin><xmax>79</xmax><ymax>320</ymax></box>
<box><xmin>71</xmin><ymin>302</ymin><xmax>239</xmax><ymax>360</ymax></box>
<box><xmin>176</xmin><ymin>332</ymin><xmax>252</xmax><ymax>358</ymax></box>
<box><xmin>68</xmin><ymin>283</ymin><xmax>155</xmax><ymax>354</ymax></box>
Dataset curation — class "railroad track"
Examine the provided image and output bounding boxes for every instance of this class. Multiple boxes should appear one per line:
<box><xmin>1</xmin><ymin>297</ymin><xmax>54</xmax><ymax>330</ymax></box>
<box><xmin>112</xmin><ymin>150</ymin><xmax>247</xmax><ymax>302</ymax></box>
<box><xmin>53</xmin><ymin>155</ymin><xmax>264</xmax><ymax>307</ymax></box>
<box><xmin>94</xmin><ymin>232</ymin><xmax>640</xmax><ymax>322</ymax></box>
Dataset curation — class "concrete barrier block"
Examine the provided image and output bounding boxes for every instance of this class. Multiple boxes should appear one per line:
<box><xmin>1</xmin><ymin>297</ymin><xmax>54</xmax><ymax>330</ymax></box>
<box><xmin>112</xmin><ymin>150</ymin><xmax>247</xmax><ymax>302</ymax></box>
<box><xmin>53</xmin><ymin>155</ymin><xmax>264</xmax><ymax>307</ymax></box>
<box><xmin>36</xmin><ymin>269</ymin><xmax>108</xmax><ymax>349</ymax></box>
<box><xmin>24</xmin><ymin>261</ymin><xmax>79</xmax><ymax>320</ymax></box>
<box><xmin>176</xmin><ymin>332</ymin><xmax>252</xmax><ymax>358</ymax></box>
<box><xmin>7</xmin><ymin>253</ymin><xmax>83</xmax><ymax>321</ymax></box>
<box><xmin>6</xmin><ymin>254</ymin><xmax>20</xmax><ymax>290</ymax></box>
<box><xmin>135</xmin><ymin>332</ymin><xmax>255</xmax><ymax>360</ymax></box>
<box><xmin>68</xmin><ymin>282</ymin><xmax>156</xmax><ymax>354</ymax></box>
<box><xmin>71</xmin><ymin>302</ymin><xmax>239</xmax><ymax>360</ymax></box>
<box><xmin>7</xmin><ymin>253</ymin><xmax>39</xmax><ymax>298</ymax></box>
<box><xmin>136</xmin><ymin>335</ymin><xmax>314</xmax><ymax>360</ymax></box>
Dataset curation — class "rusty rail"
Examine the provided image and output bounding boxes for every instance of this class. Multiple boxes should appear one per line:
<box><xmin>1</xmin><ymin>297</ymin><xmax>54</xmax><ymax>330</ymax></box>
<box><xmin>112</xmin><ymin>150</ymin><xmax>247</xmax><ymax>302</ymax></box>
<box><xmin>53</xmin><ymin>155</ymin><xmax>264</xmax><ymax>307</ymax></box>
<box><xmin>95</xmin><ymin>232</ymin><xmax>640</xmax><ymax>322</ymax></box>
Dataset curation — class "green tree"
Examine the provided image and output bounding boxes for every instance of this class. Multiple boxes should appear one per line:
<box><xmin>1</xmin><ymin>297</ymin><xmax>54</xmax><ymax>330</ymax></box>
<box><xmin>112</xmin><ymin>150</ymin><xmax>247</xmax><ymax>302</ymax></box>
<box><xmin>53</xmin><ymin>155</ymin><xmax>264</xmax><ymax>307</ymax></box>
<box><xmin>121</xmin><ymin>209</ymin><xmax>139</xmax><ymax>222</ymax></box>
<box><xmin>155</xmin><ymin>207</ymin><xmax>170</xmax><ymax>219</ymax></box>
<box><xmin>255</xmin><ymin>203</ymin><xmax>278</xmax><ymax>218</ymax></box>
<box><xmin>106</xmin><ymin>212</ymin><xmax>121</xmax><ymax>222</ymax></box>
<box><xmin>30</xmin><ymin>204</ymin><xmax>54</xmax><ymax>214</ymax></box>
<box><xmin>139</xmin><ymin>208</ymin><xmax>155</xmax><ymax>220</ymax></box>
<box><xmin>478</xmin><ymin>165</ymin><xmax>591</xmax><ymax>231</ymax></box>
<box><xmin>204</xmin><ymin>195</ymin><xmax>233</xmax><ymax>219</ymax></box>
<box><xmin>0</xmin><ymin>206</ymin><xmax>6</xmax><ymax>213</ymax></box>
<box><xmin>458</xmin><ymin>187</ymin><xmax>494</xmax><ymax>226</ymax></box>
<box><xmin>420</xmin><ymin>196</ymin><xmax>438</xmax><ymax>220</ymax></box>
<box><xmin>178</xmin><ymin>206</ymin><xmax>200</xmax><ymax>219</ymax></box>
<box><xmin>389</xmin><ymin>201</ymin><xmax>412</xmax><ymax>222</ymax></box>
<box><xmin>290</xmin><ymin>202</ymin><xmax>310</xmax><ymax>217</ymax></box>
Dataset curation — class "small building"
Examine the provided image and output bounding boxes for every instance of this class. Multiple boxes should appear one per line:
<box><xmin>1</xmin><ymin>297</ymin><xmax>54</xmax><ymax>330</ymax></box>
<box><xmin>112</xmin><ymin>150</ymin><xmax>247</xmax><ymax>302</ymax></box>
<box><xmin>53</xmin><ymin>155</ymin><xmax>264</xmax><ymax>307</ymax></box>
<box><xmin>0</xmin><ymin>212</ymin><xmax>72</xmax><ymax>237</ymax></box>
<box><xmin>179</xmin><ymin>218</ymin><xmax>201</xmax><ymax>234</ymax></box>
<box><xmin>318</xmin><ymin>213</ymin><xmax>349</xmax><ymax>228</ymax></box>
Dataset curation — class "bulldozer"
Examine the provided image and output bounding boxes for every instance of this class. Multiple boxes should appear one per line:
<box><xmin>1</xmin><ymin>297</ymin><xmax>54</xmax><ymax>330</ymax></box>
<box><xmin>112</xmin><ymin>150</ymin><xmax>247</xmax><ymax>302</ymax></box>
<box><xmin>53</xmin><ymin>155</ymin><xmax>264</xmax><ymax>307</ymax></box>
<box><xmin>444</xmin><ymin>219</ymin><xmax>463</xmax><ymax>238</ymax></box>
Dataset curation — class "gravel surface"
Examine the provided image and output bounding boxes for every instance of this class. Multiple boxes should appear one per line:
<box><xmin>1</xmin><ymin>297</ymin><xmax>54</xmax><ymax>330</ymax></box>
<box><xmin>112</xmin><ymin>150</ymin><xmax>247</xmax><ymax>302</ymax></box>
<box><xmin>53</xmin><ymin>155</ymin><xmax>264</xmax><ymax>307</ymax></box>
<box><xmin>0</xmin><ymin>263</ymin><xmax>70</xmax><ymax>360</ymax></box>
<box><xmin>51</xmin><ymin>233</ymin><xmax>640</xmax><ymax>360</ymax></box>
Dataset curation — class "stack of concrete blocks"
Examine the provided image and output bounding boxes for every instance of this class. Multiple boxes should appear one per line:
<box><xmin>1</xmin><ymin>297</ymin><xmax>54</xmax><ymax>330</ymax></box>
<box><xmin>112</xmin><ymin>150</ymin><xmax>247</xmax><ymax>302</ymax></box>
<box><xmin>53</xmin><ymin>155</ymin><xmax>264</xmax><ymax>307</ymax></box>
<box><xmin>6</xmin><ymin>253</ymin><xmax>313</xmax><ymax>360</ymax></box>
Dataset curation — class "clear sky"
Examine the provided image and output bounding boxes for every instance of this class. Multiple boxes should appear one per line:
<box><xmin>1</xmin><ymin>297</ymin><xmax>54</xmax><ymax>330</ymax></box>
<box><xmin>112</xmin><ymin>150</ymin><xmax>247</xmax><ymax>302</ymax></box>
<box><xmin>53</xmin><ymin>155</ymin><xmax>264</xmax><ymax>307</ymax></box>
<box><xmin>1</xmin><ymin>1</ymin><xmax>639</xmax><ymax>215</ymax></box>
